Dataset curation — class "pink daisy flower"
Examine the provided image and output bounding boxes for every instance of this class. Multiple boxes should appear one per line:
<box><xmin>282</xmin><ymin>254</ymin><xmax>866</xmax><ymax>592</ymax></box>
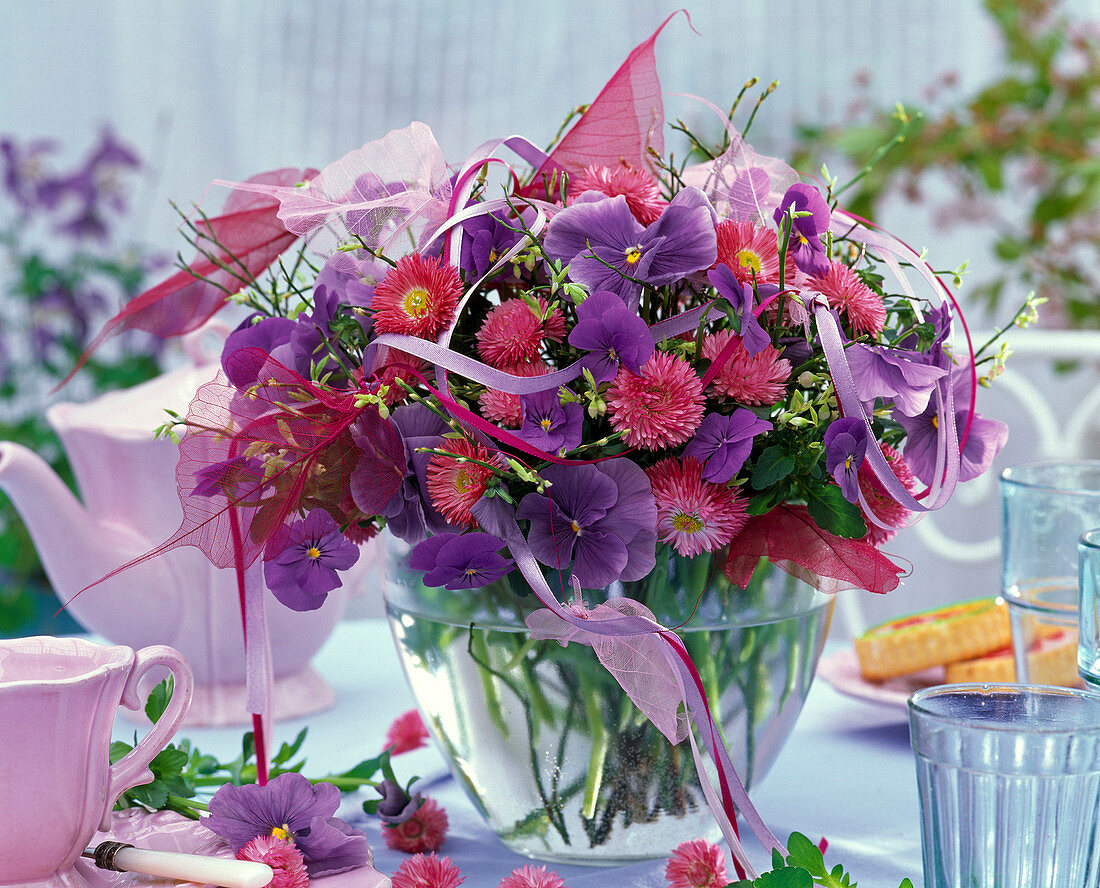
<box><xmin>606</xmin><ymin>351</ymin><xmax>705</xmax><ymax>450</ymax></box>
<box><xmin>496</xmin><ymin>864</ymin><xmax>567</xmax><ymax>888</ymax></box>
<box><xmin>568</xmin><ymin>162</ymin><xmax>668</xmax><ymax>225</ymax></box>
<box><xmin>478</xmin><ymin>360</ymin><xmax>549</xmax><ymax>428</ymax></box>
<box><xmin>714</xmin><ymin>219</ymin><xmax>792</xmax><ymax>287</ymax></box>
<box><xmin>476</xmin><ymin>297</ymin><xmax>566</xmax><ymax>368</ymax></box>
<box><xmin>384</xmin><ymin>797</ymin><xmax>449</xmax><ymax>854</ymax></box>
<box><xmin>385</xmin><ymin>708</ymin><xmax>429</xmax><ymax>755</ymax></box>
<box><xmin>809</xmin><ymin>261</ymin><xmax>886</xmax><ymax>336</ymax></box>
<box><xmin>646</xmin><ymin>458</ymin><xmax>748</xmax><ymax>557</ymax></box>
<box><xmin>237</xmin><ymin>835</ymin><xmax>308</xmax><ymax>888</ymax></box>
<box><xmin>391</xmin><ymin>853</ymin><xmax>465</xmax><ymax>888</ymax></box>
<box><xmin>859</xmin><ymin>442</ymin><xmax>917</xmax><ymax>546</ymax></box>
<box><xmin>426</xmin><ymin>437</ymin><xmax>501</xmax><ymax>528</ymax></box>
<box><xmin>664</xmin><ymin>838</ymin><xmax>728</xmax><ymax>888</ymax></box>
<box><xmin>372</xmin><ymin>253</ymin><xmax>463</xmax><ymax>340</ymax></box>
<box><xmin>702</xmin><ymin>329</ymin><xmax>791</xmax><ymax>406</ymax></box>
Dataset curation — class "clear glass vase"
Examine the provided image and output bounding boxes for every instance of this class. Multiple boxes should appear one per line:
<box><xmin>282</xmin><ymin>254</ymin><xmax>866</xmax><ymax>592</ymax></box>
<box><xmin>383</xmin><ymin>535</ymin><xmax>834</xmax><ymax>865</ymax></box>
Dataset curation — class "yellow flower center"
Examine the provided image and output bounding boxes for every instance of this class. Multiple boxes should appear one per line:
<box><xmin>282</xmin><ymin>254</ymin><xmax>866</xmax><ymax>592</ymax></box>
<box><xmin>307</xmin><ymin>546</ymin><xmax>321</xmax><ymax>559</ymax></box>
<box><xmin>454</xmin><ymin>467</ymin><xmax>477</xmax><ymax>493</ymax></box>
<box><xmin>624</xmin><ymin>245</ymin><xmax>643</xmax><ymax>265</ymax></box>
<box><xmin>571</xmin><ymin>520</ymin><xmax>582</xmax><ymax>536</ymax></box>
<box><xmin>271</xmin><ymin>825</ymin><xmax>292</xmax><ymax>841</ymax></box>
<box><xmin>540</xmin><ymin>417</ymin><xmax>553</xmax><ymax>431</ymax></box>
<box><xmin>671</xmin><ymin>512</ymin><xmax>704</xmax><ymax>533</ymax></box>
<box><xmin>402</xmin><ymin>286</ymin><xmax>430</xmax><ymax>318</ymax></box>
<box><xmin>844</xmin><ymin>456</ymin><xmax>853</xmax><ymax>471</ymax></box>
<box><xmin>736</xmin><ymin>249</ymin><xmax>762</xmax><ymax>274</ymax></box>
<box><xmin>931</xmin><ymin>415</ymin><xmax>939</xmax><ymax>430</ymax></box>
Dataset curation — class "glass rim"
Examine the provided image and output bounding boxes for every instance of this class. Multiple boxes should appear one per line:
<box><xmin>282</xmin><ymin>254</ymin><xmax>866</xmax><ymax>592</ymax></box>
<box><xmin>1001</xmin><ymin>586</ymin><xmax>1078</xmax><ymax>617</ymax></box>
<box><xmin>1081</xmin><ymin>528</ymin><xmax>1100</xmax><ymax>551</ymax></box>
<box><xmin>908</xmin><ymin>682</ymin><xmax>1100</xmax><ymax>734</ymax></box>
<box><xmin>1000</xmin><ymin>460</ymin><xmax>1100</xmax><ymax>496</ymax></box>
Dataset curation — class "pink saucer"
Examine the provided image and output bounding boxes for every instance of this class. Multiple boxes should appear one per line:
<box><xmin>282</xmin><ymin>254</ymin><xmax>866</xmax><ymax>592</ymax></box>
<box><xmin>74</xmin><ymin>809</ymin><xmax>391</xmax><ymax>888</ymax></box>
<box><xmin>818</xmin><ymin>647</ymin><xmax>945</xmax><ymax>711</ymax></box>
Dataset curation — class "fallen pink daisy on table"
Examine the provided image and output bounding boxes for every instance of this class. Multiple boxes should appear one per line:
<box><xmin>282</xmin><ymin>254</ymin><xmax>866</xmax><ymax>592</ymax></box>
<box><xmin>385</xmin><ymin>708</ymin><xmax>430</xmax><ymax>755</ymax></box>
<box><xmin>496</xmin><ymin>863</ymin><xmax>567</xmax><ymax>888</ymax></box>
<box><xmin>606</xmin><ymin>351</ymin><xmax>705</xmax><ymax>449</ymax></box>
<box><xmin>702</xmin><ymin>329</ymin><xmax>792</xmax><ymax>406</ymax></box>
<box><xmin>647</xmin><ymin>457</ymin><xmax>748</xmax><ymax>557</ymax></box>
<box><xmin>391</xmin><ymin>853</ymin><xmax>465</xmax><ymax>888</ymax></box>
<box><xmin>236</xmin><ymin>835</ymin><xmax>308</xmax><ymax>888</ymax></box>
<box><xmin>664</xmin><ymin>838</ymin><xmax>728</xmax><ymax>888</ymax></box>
<box><xmin>384</xmin><ymin>797</ymin><xmax>449</xmax><ymax>853</ymax></box>
<box><xmin>372</xmin><ymin>253</ymin><xmax>464</xmax><ymax>340</ymax></box>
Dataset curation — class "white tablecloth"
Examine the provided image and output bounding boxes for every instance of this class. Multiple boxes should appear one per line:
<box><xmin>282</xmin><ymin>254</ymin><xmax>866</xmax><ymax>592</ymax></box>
<box><xmin>113</xmin><ymin>620</ymin><xmax>922</xmax><ymax>887</ymax></box>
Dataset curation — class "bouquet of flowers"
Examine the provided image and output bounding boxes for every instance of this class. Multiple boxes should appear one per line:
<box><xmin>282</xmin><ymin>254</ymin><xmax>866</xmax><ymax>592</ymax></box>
<box><xmin>83</xmin><ymin>13</ymin><xmax>1014</xmax><ymax>879</ymax></box>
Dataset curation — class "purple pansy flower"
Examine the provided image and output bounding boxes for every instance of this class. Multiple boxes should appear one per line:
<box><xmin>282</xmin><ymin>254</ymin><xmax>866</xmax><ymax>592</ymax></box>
<box><xmin>409</xmin><ymin>531</ymin><xmax>514</xmax><ymax>590</ymax></box>
<box><xmin>684</xmin><ymin>410</ymin><xmax>773</xmax><ymax>484</ymax></box>
<box><xmin>824</xmin><ymin>416</ymin><xmax>869</xmax><ymax>503</ymax></box>
<box><xmin>896</xmin><ymin>364</ymin><xmax>1009</xmax><ymax>486</ymax></box>
<box><xmin>543</xmin><ymin>187</ymin><xmax>717</xmax><ymax>309</ymax></box>
<box><xmin>263</xmin><ymin>509</ymin><xmax>361</xmax><ymax>611</ymax></box>
<box><xmin>514</xmin><ymin>389</ymin><xmax>583</xmax><ymax>453</ymax></box>
<box><xmin>515</xmin><ymin>459</ymin><xmax>657</xmax><ymax>589</ymax></box>
<box><xmin>380</xmin><ymin>404</ymin><xmax>454</xmax><ymax>544</ymax></box>
<box><xmin>202</xmin><ymin>772</ymin><xmax>370</xmax><ymax>877</ymax></box>
<box><xmin>568</xmin><ymin>290</ymin><xmax>654</xmax><ymax>382</ymax></box>
<box><xmin>374</xmin><ymin>779</ymin><xmax>422</xmax><ymax>825</ymax></box>
<box><xmin>846</xmin><ymin>342</ymin><xmax>950</xmax><ymax>416</ymax></box>
<box><xmin>191</xmin><ymin>454</ymin><xmax>262</xmax><ymax>499</ymax></box>
<box><xmin>706</xmin><ymin>264</ymin><xmax>775</xmax><ymax>357</ymax></box>
<box><xmin>222</xmin><ymin>314</ymin><xmax>297</xmax><ymax>387</ymax></box>
<box><xmin>773</xmin><ymin>183</ymin><xmax>831</xmax><ymax>276</ymax></box>
<box><xmin>460</xmin><ymin>209</ymin><xmax>522</xmax><ymax>281</ymax></box>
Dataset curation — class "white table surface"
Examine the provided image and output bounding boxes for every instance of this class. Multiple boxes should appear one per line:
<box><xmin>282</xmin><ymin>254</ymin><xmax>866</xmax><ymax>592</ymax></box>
<box><xmin>112</xmin><ymin>619</ymin><xmax>923</xmax><ymax>887</ymax></box>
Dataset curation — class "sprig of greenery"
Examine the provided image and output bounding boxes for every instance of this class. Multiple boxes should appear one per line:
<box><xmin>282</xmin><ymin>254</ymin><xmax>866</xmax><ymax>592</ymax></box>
<box><xmin>726</xmin><ymin>832</ymin><xmax>915</xmax><ymax>888</ymax></box>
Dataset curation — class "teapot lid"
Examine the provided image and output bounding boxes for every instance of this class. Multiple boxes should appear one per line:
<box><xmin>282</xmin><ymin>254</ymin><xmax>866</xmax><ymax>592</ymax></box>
<box><xmin>46</xmin><ymin>361</ymin><xmax>221</xmax><ymax>440</ymax></box>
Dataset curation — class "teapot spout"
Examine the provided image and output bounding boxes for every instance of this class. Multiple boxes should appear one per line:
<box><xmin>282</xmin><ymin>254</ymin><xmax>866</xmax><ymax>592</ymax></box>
<box><xmin>0</xmin><ymin>442</ymin><xmax>170</xmax><ymax>627</ymax></box>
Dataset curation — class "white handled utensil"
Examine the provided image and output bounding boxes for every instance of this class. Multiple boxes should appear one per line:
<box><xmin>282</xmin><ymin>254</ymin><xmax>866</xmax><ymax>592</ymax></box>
<box><xmin>84</xmin><ymin>841</ymin><xmax>273</xmax><ymax>888</ymax></box>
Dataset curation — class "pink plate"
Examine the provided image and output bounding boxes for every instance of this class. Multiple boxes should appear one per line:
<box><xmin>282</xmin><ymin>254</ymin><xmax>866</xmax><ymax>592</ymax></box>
<box><xmin>817</xmin><ymin>647</ymin><xmax>945</xmax><ymax>711</ymax></box>
<box><xmin>73</xmin><ymin>809</ymin><xmax>391</xmax><ymax>888</ymax></box>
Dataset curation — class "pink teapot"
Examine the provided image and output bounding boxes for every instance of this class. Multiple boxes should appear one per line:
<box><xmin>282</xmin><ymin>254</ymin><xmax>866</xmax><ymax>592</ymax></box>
<box><xmin>0</xmin><ymin>354</ymin><xmax>353</xmax><ymax>726</ymax></box>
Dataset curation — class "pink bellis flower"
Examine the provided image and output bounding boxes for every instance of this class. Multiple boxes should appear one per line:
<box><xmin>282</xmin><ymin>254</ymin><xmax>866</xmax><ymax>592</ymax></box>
<box><xmin>664</xmin><ymin>838</ymin><xmax>728</xmax><ymax>888</ymax></box>
<box><xmin>203</xmin><ymin>772</ymin><xmax>371</xmax><ymax>877</ymax></box>
<box><xmin>237</xmin><ymin>835</ymin><xmax>308</xmax><ymax>888</ymax></box>
<box><xmin>262</xmin><ymin>509</ymin><xmax>361</xmax><ymax>611</ymax></box>
<box><xmin>391</xmin><ymin>853</ymin><xmax>464</xmax><ymax>888</ymax></box>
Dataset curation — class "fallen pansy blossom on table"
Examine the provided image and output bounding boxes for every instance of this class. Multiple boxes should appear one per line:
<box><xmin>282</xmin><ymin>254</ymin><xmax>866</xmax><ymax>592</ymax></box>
<box><xmin>78</xmin><ymin>9</ymin><xmax>1031</xmax><ymax>883</ymax></box>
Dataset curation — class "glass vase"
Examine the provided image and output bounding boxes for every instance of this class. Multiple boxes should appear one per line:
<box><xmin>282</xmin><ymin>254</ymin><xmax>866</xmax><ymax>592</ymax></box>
<box><xmin>383</xmin><ymin>535</ymin><xmax>834</xmax><ymax>865</ymax></box>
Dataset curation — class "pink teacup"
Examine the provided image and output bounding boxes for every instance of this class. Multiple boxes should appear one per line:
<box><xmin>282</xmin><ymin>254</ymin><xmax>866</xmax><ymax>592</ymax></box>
<box><xmin>0</xmin><ymin>636</ymin><xmax>193</xmax><ymax>888</ymax></box>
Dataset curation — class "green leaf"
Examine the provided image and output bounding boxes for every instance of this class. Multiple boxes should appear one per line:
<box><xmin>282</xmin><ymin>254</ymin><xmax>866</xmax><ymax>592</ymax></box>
<box><xmin>784</xmin><ymin>832</ymin><xmax>826</xmax><ymax>874</ymax></box>
<box><xmin>805</xmin><ymin>485</ymin><xmax>867</xmax><ymax>539</ymax></box>
<box><xmin>272</xmin><ymin>727</ymin><xmax>309</xmax><ymax>767</ymax></box>
<box><xmin>752</xmin><ymin>447</ymin><xmax>796</xmax><ymax>489</ymax></box>
<box><xmin>109</xmin><ymin>740</ymin><xmax>134</xmax><ymax>765</ymax></box>
<box><xmin>144</xmin><ymin>677</ymin><xmax>174</xmax><ymax>723</ymax></box>
<box><xmin>756</xmin><ymin>867</ymin><xmax>815</xmax><ymax>888</ymax></box>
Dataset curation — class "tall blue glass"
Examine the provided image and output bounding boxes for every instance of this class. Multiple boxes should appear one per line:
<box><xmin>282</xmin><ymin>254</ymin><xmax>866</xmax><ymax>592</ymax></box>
<box><xmin>1000</xmin><ymin>462</ymin><xmax>1100</xmax><ymax>685</ymax></box>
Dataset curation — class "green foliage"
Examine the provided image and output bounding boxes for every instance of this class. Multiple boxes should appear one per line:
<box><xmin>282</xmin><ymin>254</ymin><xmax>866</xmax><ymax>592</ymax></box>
<box><xmin>725</xmin><ymin>832</ymin><xmax>916</xmax><ymax>888</ymax></box>
<box><xmin>793</xmin><ymin>0</ymin><xmax>1100</xmax><ymax>328</ymax></box>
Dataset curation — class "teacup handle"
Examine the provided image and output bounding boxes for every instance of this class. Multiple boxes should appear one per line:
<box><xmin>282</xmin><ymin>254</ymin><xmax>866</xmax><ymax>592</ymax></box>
<box><xmin>101</xmin><ymin>645</ymin><xmax>194</xmax><ymax>830</ymax></box>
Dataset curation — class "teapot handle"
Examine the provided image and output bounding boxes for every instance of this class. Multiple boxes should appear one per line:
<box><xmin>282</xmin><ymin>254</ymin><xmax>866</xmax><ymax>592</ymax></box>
<box><xmin>102</xmin><ymin>645</ymin><xmax>194</xmax><ymax>830</ymax></box>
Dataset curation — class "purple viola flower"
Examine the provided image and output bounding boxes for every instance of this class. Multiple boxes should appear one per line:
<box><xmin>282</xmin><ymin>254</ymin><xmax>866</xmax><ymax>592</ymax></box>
<box><xmin>374</xmin><ymin>779</ymin><xmax>422</xmax><ymax>825</ymax></box>
<box><xmin>381</xmin><ymin>404</ymin><xmax>454</xmax><ymax>544</ymax></box>
<box><xmin>824</xmin><ymin>416</ymin><xmax>869</xmax><ymax>503</ymax></box>
<box><xmin>461</xmin><ymin>209</ymin><xmax>522</xmax><ymax>281</ymax></box>
<box><xmin>515</xmin><ymin>459</ymin><xmax>657</xmax><ymax>589</ymax></box>
<box><xmin>684</xmin><ymin>410</ymin><xmax>773</xmax><ymax>484</ymax></box>
<box><xmin>263</xmin><ymin>509</ymin><xmax>361</xmax><ymax>611</ymax></box>
<box><xmin>543</xmin><ymin>187</ymin><xmax>717</xmax><ymax>309</ymax></box>
<box><xmin>514</xmin><ymin>389</ymin><xmax>584</xmax><ymax>453</ymax></box>
<box><xmin>706</xmin><ymin>264</ymin><xmax>775</xmax><ymax>357</ymax></box>
<box><xmin>568</xmin><ymin>290</ymin><xmax>654</xmax><ymax>382</ymax></box>
<box><xmin>409</xmin><ymin>531</ymin><xmax>514</xmax><ymax>590</ymax></box>
<box><xmin>846</xmin><ymin>341</ymin><xmax>950</xmax><ymax>416</ymax></box>
<box><xmin>773</xmin><ymin>183</ymin><xmax>831</xmax><ymax>276</ymax></box>
<box><xmin>222</xmin><ymin>314</ymin><xmax>297</xmax><ymax>387</ymax></box>
<box><xmin>191</xmin><ymin>454</ymin><xmax>262</xmax><ymax>499</ymax></box>
<box><xmin>896</xmin><ymin>364</ymin><xmax>1009</xmax><ymax>486</ymax></box>
<box><xmin>1</xmin><ymin>137</ymin><xmax>56</xmax><ymax>209</ymax></box>
<box><xmin>202</xmin><ymin>772</ymin><xmax>370</xmax><ymax>877</ymax></box>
